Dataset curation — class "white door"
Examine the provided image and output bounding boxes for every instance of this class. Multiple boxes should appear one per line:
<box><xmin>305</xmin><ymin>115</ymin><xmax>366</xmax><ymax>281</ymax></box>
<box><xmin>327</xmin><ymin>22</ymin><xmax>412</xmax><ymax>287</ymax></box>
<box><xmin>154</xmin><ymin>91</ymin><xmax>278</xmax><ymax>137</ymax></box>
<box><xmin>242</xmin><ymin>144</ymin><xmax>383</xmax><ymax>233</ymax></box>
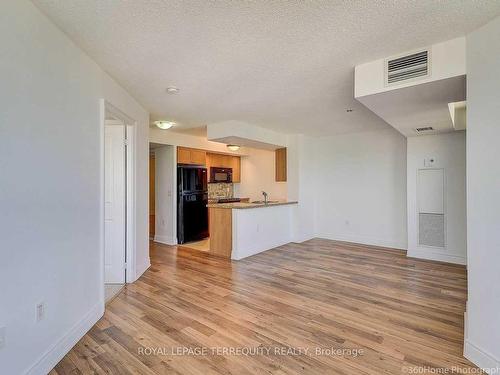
<box><xmin>104</xmin><ymin>125</ymin><xmax>126</xmax><ymax>283</ymax></box>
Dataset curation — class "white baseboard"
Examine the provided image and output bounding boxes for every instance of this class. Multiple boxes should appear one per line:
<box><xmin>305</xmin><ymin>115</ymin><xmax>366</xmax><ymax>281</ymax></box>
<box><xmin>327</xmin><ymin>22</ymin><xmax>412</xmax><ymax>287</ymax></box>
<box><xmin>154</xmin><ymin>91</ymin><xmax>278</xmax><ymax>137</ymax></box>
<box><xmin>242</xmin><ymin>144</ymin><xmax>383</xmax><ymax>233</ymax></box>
<box><xmin>26</xmin><ymin>302</ymin><xmax>104</xmax><ymax>375</ymax></box>
<box><xmin>154</xmin><ymin>234</ymin><xmax>177</xmax><ymax>246</ymax></box>
<box><xmin>464</xmin><ymin>340</ymin><xmax>500</xmax><ymax>374</ymax></box>
<box><xmin>292</xmin><ymin>233</ymin><xmax>315</xmax><ymax>244</ymax></box>
<box><xmin>135</xmin><ymin>260</ymin><xmax>151</xmax><ymax>280</ymax></box>
<box><xmin>232</xmin><ymin>238</ymin><xmax>292</xmax><ymax>260</ymax></box>
<box><xmin>407</xmin><ymin>247</ymin><xmax>466</xmax><ymax>265</ymax></box>
<box><xmin>317</xmin><ymin>233</ymin><xmax>407</xmax><ymax>251</ymax></box>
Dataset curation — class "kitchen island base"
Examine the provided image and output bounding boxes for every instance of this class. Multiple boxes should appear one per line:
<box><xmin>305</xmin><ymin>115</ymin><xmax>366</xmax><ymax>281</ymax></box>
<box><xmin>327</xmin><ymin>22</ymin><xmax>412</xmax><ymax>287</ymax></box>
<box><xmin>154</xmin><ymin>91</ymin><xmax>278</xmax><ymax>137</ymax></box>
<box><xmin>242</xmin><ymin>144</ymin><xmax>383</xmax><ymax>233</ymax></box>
<box><xmin>207</xmin><ymin>201</ymin><xmax>298</xmax><ymax>260</ymax></box>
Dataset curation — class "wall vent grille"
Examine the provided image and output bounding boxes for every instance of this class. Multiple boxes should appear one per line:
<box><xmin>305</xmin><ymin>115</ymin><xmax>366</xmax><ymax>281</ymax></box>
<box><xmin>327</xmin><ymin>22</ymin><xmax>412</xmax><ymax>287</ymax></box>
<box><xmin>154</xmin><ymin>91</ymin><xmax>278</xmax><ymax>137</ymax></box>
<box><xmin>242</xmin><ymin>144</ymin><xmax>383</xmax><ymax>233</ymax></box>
<box><xmin>419</xmin><ymin>213</ymin><xmax>445</xmax><ymax>248</ymax></box>
<box><xmin>386</xmin><ymin>50</ymin><xmax>429</xmax><ymax>85</ymax></box>
<box><xmin>415</xmin><ymin>126</ymin><xmax>434</xmax><ymax>133</ymax></box>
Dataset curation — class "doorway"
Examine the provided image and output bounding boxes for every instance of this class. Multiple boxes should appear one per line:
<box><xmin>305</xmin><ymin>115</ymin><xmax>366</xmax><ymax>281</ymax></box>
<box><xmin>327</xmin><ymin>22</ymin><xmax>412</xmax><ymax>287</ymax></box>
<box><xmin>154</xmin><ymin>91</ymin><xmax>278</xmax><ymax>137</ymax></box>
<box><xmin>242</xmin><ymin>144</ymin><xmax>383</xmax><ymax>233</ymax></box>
<box><xmin>102</xmin><ymin>102</ymin><xmax>135</xmax><ymax>303</ymax></box>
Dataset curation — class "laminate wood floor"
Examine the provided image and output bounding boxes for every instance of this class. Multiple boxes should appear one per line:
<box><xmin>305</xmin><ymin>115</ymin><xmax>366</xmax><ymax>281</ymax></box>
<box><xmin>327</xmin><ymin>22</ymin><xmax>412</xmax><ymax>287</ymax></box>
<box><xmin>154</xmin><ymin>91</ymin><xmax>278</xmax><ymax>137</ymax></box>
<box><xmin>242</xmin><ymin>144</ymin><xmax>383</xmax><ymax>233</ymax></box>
<box><xmin>50</xmin><ymin>239</ymin><xmax>479</xmax><ymax>374</ymax></box>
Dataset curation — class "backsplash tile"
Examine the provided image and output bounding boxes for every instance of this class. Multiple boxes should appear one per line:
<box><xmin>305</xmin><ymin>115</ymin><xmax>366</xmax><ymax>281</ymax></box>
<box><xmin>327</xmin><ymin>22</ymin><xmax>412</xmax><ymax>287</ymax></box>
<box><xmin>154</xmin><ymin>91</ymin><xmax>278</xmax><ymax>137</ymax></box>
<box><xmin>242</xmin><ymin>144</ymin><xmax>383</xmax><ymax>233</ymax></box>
<box><xmin>208</xmin><ymin>183</ymin><xmax>233</xmax><ymax>199</ymax></box>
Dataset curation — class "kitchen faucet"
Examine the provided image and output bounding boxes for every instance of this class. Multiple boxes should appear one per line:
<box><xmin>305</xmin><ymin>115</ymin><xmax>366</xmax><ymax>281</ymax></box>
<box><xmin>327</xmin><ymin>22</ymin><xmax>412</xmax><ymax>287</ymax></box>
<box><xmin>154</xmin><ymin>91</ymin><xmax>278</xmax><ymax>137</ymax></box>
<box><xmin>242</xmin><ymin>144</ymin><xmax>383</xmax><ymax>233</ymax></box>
<box><xmin>262</xmin><ymin>191</ymin><xmax>268</xmax><ymax>204</ymax></box>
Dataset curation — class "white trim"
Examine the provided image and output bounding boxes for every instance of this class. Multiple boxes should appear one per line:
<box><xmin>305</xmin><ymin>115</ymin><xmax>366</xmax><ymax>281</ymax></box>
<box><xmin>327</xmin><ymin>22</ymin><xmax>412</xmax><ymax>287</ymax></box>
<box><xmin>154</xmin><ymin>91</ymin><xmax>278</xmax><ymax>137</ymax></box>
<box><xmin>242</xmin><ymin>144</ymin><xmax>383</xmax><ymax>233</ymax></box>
<box><xmin>316</xmin><ymin>233</ymin><xmax>407</xmax><ymax>251</ymax></box>
<box><xmin>102</xmin><ymin>100</ymin><xmax>139</xmax><ymax>285</ymax></box>
<box><xmin>125</xmin><ymin>124</ymin><xmax>136</xmax><ymax>282</ymax></box>
<box><xmin>25</xmin><ymin>303</ymin><xmax>104</xmax><ymax>375</ymax></box>
<box><xmin>135</xmin><ymin>261</ymin><xmax>151</xmax><ymax>281</ymax></box>
<box><xmin>154</xmin><ymin>235</ymin><xmax>177</xmax><ymax>245</ymax></box>
<box><xmin>231</xmin><ymin>239</ymin><xmax>291</xmax><ymax>260</ymax></box>
<box><xmin>172</xmin><ymin>148</ymin><xmax>178</xmax><ymax>244</ymax></box>
<box><xmin>99</xmin><ymin>100</ymin><xmax>106</xmax><ymax>306</ymax></box>
<box><xmin>407</xmin><ymin>247</ymin><xmax>466</xmax><ymax>265</ymax></box>
<box><xmin>292</xmin><ymin>234</ymin><xmax>315</xmax><ymax>244</ymax></box>
<box><xmin>464</xmin><ymin>340</ymin><xmax>500</xmax><ymax>374</ymax></box>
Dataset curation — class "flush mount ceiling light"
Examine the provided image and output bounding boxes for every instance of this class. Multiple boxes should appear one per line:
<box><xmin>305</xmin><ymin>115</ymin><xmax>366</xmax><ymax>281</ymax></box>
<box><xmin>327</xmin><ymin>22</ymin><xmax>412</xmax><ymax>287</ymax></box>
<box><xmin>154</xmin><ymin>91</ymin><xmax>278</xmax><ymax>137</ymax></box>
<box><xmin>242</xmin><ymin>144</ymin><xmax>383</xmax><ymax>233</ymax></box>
<box><xmin>154</xmin><ymin>120</ymin><xmax>175</xmax><ymax>130</ymax></box>
<box><xmin>166</xmin><ymin>86</ymin><xmax>180</xmax><ymax>94</ymax></box>
<box><xmin>346</xmin><ymin>109</ymin><xmax>354</xmax><ymax>112</ymax></box>
<box><xmin>227</xmin><ymin>144</ymin><xmax>240</xmax><ymax>151</ymax></box>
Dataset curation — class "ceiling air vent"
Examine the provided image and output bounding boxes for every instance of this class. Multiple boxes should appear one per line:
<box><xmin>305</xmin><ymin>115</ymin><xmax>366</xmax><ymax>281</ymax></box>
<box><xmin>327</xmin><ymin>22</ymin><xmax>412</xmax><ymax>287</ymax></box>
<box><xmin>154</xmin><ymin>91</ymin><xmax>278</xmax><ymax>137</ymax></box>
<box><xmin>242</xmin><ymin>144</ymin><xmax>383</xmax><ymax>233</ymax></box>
<box><xmin>386</xmin><ymin>50</ymin><xmax>429</xmax><ymax>85</ymax></box>
<box><xmin>415</xmin><ymin>126</ymin><xmax>434</xmax><ymax>133</ymax></box>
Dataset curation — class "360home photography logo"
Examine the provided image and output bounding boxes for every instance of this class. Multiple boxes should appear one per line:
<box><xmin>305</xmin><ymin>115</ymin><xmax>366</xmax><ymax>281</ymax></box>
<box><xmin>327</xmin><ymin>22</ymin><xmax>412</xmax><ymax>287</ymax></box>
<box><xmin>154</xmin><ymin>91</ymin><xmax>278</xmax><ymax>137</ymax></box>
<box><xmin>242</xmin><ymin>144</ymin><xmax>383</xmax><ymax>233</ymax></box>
<box><xmin>402</xmin><ymin>366</ymin><xmax>500</xmax><ymax>374</ymax></box>
<box><xmin>137</xmin><ymin>346</ymin><xmax>364</xmax><ymax>358</ymax></box>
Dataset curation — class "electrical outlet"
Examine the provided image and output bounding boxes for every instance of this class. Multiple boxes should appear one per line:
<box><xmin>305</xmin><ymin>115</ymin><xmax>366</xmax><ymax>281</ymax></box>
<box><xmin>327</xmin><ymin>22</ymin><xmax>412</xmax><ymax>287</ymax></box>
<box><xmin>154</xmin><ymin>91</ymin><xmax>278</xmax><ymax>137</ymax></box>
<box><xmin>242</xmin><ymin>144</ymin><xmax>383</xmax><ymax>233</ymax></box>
<box><xmin>36</xmin><ymin>302</ymin><xmax>45</xmax><ymax>322</ymax></box>
<box><xmin>0</xmin><ymin>327</ymin><xmax>5</xmax><ymax>349</ymax></box>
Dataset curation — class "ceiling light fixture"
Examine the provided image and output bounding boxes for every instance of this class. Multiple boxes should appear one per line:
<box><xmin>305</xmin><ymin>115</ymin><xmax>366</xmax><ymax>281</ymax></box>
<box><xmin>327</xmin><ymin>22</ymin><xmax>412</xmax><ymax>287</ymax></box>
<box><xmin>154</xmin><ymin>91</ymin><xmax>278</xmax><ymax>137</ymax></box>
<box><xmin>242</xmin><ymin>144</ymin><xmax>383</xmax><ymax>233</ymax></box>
<box><xmin>166</xmin><ymin>86</ymin><xmax>180</xmax><ymax>94</ymax></box>
<box><xmin>227</xmin><ymin>144</ymin><xmax>240</xmax><ymax>151</ymax></box>
<box><xmin>346</xmin><ymin>109</ymin><xmax>354</xmax><ymax>112</ymax></box>
<box><xmin>154</xmin><ymin>120</ymin><xmax>175</xmax><ymax>130</ymax></box>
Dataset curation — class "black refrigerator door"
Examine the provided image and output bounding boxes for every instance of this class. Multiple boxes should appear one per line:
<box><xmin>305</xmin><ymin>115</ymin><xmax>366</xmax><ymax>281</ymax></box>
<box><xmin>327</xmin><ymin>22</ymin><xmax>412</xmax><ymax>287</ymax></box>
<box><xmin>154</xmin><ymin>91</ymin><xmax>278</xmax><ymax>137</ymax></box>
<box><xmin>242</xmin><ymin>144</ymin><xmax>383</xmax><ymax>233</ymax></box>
<box><xmin>179</xmin><ymin>166</ymin><xmax>207</xmax><ymax>193</ymax></box>
<box><xmin>177</xmin><ymin>192</ymin><xmax>208</xmax><ymax>244</ymax></box>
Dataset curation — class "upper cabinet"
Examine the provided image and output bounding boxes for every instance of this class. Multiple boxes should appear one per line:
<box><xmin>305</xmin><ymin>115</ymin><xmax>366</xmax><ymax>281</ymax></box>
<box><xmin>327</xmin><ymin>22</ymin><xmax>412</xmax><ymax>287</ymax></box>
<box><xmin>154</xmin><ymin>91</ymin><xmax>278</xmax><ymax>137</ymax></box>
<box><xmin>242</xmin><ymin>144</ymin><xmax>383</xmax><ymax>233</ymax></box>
<box><xmin>177</xmin><ymin>146</ymin><xmax>241</xmax><ymax>183</ymax></box>
<box><xmin>206</xmin><ymin>152</ymin><xmax>241</xmax><ymax>183</ymax></box>
<box><xmin>275</xmin><ymin>148</ymin><xmax>287</xmax><ymax>182</ymax></box>
<box><xmin>230</xmin><ymin>156</ymin><xmax>241</xmax><ymax>183</ymax></box>
<box><xmin>177</xmin><ymin>147</ymin><xmax>207</xmax><ymax>165</ymax></box>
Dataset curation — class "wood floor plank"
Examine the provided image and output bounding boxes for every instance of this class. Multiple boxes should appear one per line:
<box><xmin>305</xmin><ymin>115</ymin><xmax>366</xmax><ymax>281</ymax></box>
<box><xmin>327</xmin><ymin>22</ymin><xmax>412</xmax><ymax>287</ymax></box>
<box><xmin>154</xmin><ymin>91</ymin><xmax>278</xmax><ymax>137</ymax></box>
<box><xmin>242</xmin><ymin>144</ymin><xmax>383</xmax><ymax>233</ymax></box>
<box><xmin>51</xmin><ymin>238</ymin><xmax>480</xmax><ymax>374</ymax></box>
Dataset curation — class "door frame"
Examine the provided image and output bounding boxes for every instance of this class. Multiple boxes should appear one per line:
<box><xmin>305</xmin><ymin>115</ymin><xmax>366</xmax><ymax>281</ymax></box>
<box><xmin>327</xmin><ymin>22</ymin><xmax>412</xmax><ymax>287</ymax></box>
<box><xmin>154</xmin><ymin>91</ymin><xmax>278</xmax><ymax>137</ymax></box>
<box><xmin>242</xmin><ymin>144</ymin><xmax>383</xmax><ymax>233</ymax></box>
<box><xmin>100</xmin><ymin>100</ymin><xmax>137</xmax><ymax>304</ymax></box>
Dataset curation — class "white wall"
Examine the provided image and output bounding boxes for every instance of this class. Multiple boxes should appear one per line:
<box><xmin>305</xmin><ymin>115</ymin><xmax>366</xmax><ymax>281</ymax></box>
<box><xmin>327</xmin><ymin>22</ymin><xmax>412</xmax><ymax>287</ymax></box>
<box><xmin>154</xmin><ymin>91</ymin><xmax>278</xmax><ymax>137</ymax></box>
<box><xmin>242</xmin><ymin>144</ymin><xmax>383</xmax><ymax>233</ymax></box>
<box><xmin>232</xmin><ymin>205</ymin><xmax>293</xmax><ymax>260</ymax></box>
<box><xmin>464</xmin><ymin>16</ymin><xmax>500</xmax><ymax>372</ymax></box>
<box><xmin>314</xmin><ymin>129</ymin><xmax>408</xmax><ymax>249</ymax></box>
<box><xmin>207</xmin><ymin>120</ymin><xmax>287</xmax><ymax>148</ymax></box>
<box><xmin>154</xmin><ymin>146</ymin><xmax>176</xmax><ymax>245</ymax></box>
<box><xmin>150</xmin><ymin>127</ymin><xmax>247</xmax><ymax>155</ymax></box>
<box><xmin>406</xmin><ymin>132</ymin><xmax>466</xmax><ymax>264</ymax></box>
<box><xmin>287</xmin><ymin>134</ymin><xmax>317</xmax><ymax>243</ymax></box>
<box><xmin>0</xmin><ymin>1</ymin><xmax>149</xmax><ymax>374</ymax></box>
<box><xmin>234</xmin><ymin>148</ymin><xmax>287</xmax><ymax>201</ymax></box>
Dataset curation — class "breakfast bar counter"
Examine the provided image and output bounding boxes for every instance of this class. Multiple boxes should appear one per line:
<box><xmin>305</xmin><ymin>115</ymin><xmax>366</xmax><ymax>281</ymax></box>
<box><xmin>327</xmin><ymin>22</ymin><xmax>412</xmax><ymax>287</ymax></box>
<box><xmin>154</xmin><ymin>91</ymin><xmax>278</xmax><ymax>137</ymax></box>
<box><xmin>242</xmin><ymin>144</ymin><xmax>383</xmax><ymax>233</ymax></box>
<box><xmin>207</xmin><ymin>201</ymin><xmax>298</xmax><ymax>209</ymax></box>
<box><xmin>207</xmin><ymin>201</ymin><xmax>298</xmax><ymax>260</ymax></box>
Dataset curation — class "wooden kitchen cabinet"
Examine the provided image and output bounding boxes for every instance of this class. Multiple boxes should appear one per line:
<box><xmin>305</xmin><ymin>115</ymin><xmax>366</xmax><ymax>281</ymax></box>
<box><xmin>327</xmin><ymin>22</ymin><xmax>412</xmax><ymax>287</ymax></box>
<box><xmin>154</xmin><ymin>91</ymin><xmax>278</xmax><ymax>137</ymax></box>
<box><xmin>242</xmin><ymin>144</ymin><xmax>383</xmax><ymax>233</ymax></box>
<box><xmin>275</xmin><ymin>147</ymin><xmax>287</xmax><ymax>182</ymax></box>
<box><xmin>231</xmin><ymin>156</ymin><xmax>241</xmax><ymax>183</ymax></box>
<box><xmin>206</xmin><ymin>152</ymin><xmax>241</xmax><ymax>183</ymax></box>
<box><xmin>177</xmin><ymin>147</ymin><xmax>206</xmax><ymax>165</ymax></box>
<box><xmin>190</xmin><ymin>149</ymin><xmax>206</xmax><ymax>165</ymax></box>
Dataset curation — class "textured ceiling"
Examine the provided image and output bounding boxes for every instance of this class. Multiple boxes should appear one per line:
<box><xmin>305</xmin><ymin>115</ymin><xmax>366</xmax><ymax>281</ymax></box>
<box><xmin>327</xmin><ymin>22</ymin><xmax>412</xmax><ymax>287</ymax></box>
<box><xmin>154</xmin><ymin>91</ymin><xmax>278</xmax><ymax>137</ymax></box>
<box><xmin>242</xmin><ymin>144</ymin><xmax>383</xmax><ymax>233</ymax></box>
<box><xmin>33</xmin><ymin>0</ymin><xmax>500</xmax><ymax>136</ymax></box>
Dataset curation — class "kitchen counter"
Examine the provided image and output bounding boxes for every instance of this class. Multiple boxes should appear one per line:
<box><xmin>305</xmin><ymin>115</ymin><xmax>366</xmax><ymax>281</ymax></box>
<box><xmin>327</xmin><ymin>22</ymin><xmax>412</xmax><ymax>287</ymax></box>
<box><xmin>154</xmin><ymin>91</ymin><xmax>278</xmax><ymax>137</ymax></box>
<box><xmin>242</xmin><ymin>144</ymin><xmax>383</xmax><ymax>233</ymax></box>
<box><xmin>208</xmin><ymin>201</ymin><xmax>298</xmax><ymax>260</ymax></box>
<box><xmin>207</xmin><ymin>197</ymin><xmax>250</xmax><ymax>204</ymax></box>
<box><xmin>207</xmin><ymin>201</ymin><xmax>298</xmax><ymax>209</ymax></box>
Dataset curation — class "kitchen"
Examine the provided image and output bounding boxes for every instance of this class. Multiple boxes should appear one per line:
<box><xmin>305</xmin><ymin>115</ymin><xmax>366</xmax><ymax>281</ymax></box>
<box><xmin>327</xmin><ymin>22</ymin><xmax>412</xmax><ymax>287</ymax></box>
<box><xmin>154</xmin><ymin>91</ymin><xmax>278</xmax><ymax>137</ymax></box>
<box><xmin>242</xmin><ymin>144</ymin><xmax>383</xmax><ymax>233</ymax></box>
<box><xmin>150</xmin><ymin>141</ymin><xmax>297</xmax><ymax>259</ymax></box>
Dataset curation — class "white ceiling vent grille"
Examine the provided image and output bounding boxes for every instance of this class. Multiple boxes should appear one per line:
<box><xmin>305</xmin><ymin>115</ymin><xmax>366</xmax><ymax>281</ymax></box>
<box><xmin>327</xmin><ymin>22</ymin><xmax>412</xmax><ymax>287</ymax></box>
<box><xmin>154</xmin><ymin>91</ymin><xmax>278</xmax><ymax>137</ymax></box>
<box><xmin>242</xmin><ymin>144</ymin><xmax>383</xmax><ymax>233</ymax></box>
<box><xmin>386</xmin><ymin>50</ymin><xmax>429</xmax><ymax>85</ymax></box>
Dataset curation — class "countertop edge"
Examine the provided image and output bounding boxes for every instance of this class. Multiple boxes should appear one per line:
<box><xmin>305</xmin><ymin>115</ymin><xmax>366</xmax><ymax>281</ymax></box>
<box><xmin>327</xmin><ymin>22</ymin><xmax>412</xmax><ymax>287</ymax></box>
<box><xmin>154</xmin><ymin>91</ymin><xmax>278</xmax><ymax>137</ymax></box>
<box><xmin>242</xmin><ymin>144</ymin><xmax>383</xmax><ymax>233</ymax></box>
<box><xmin>207</xmin><ymin>201</ymin><xmax>298</xmax><ymax>209</ymax></box>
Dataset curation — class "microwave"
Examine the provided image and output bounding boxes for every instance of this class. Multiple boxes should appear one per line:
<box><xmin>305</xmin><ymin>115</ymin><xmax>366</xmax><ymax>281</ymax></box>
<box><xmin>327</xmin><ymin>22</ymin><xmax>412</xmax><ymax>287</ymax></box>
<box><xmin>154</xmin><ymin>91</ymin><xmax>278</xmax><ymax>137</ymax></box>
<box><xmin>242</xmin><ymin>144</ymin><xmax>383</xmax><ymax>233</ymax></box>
<box><xmin>210</xmin><ymin>167</ymin><xmax>232</xmax><ymax>183</ymax></box>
